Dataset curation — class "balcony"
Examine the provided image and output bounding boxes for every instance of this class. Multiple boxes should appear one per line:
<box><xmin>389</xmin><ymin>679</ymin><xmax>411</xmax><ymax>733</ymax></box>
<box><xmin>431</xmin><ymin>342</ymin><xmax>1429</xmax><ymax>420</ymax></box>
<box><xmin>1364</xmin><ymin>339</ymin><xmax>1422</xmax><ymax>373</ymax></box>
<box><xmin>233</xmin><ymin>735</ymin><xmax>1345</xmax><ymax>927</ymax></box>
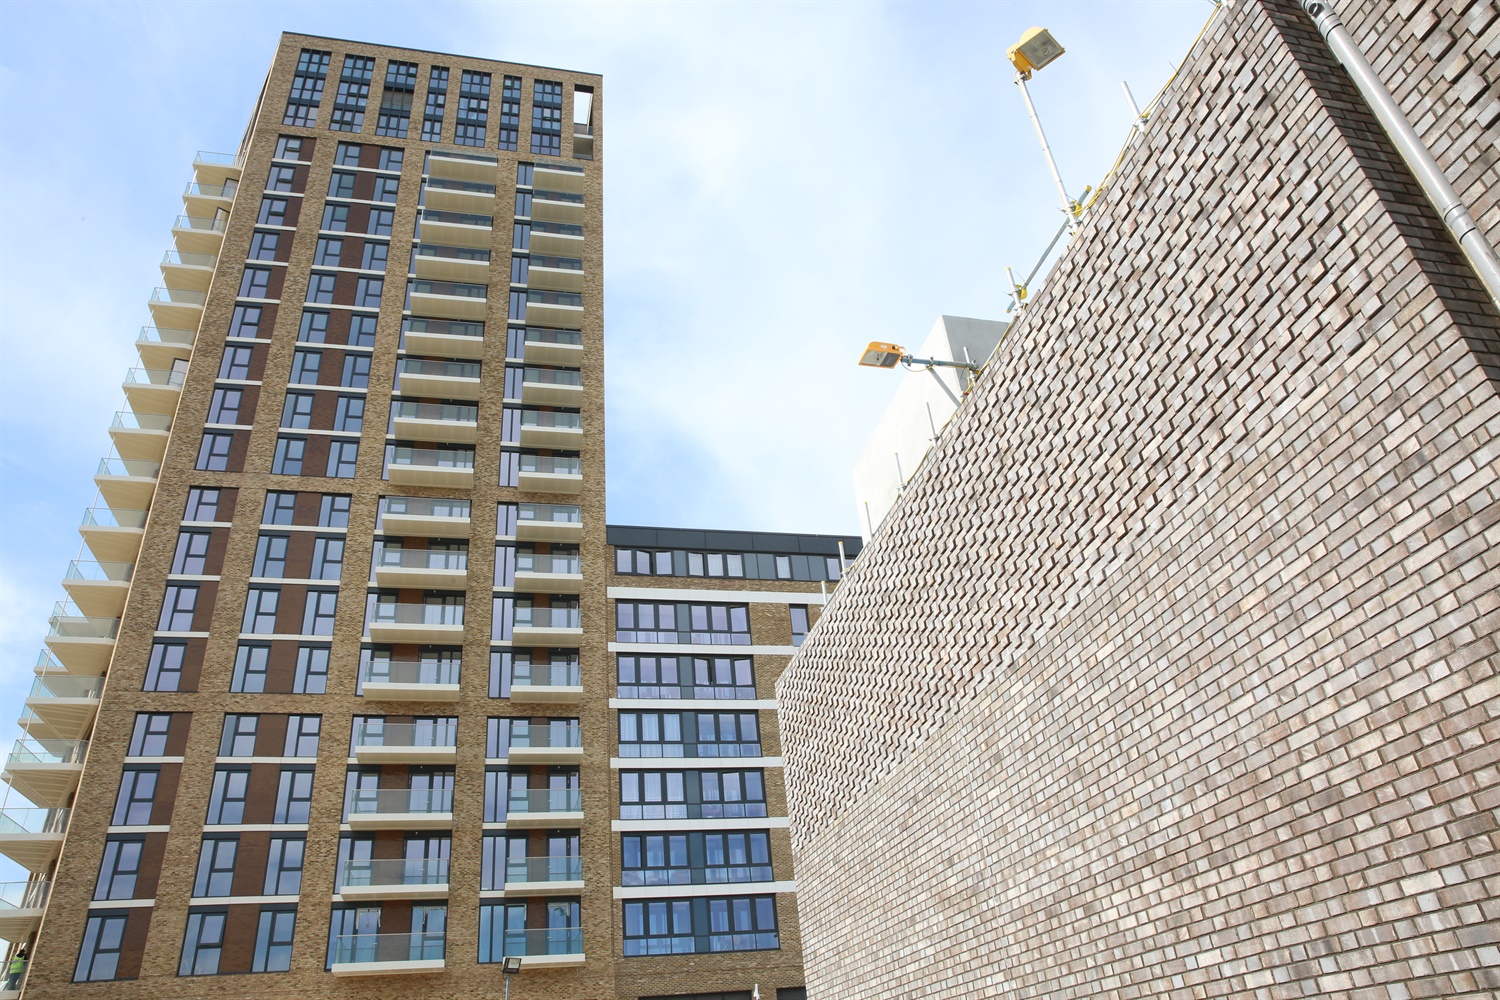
<box><xmin>489</xmin><ymin>927</ymin><xmax>584</xmax><ymax>968</ymax></box>
<box><xmin>525</xmin><ymin>254</ymin><xmax>585</xmax><ymax>294</ymax></box>
<box><xmin>535</xmin><ymin>162</ymin><xmax>585</xmax><ymax>194</ymax></box>
<box><xmin>408</xmin><ymin>279</ymin><xmax>487</xmax><ymax>322</ymax></box>
<box><xmin>518</xmin><ymin>454</ymin><xmax>582</xmax><ymax>495</ymax></box>
<box><xmin>23</xmin><ymin>675</ymin><xmax>103</xmax><ymax>741</ymax></box>
<box><xmin>183</xmin><ymin>180</ymin><xmax>238</xmax><ymax>223</ymax></box>
<box><xmin>514</xmin><ymin>551</ymin><xmax>582</xmax><ymax>594</ymax></box>
<box><xmin>521</xmin><ymin>288</ymin><xmax>583</xmax><ymax>327</ymax></box>
<box><xmin>192</xmin><ymin>150</ymin><xmax>244</xmax><ymax>188</ymax></box>
<box><xmin>419</xmin><ymin>208</ymin><xmax>492</xmax><ymax>249</ymax></box>
<box><xmin>94</xmin><ymin>457</ymin><xmax>159</xmax><ymax>510</ymax></box>
<box><xmin>425</xmin><ymin>176</ymin><xmax>495</xmax><ymax>213</ymax></box>
<box><xmin>397</xmin><ymin>358</ymin><xmax>482</xmax><ymax>401</ymax></box>
<box><xmin>368</xmin><ymin>602</ymin><xmax>465</xmax><ymax>644</ymax></box>
<box><xmin>0</xmin><ymin>881</ymin><xmax>51</xmax><ymax>945</ymax></box>
<box><xmin>346</xmin><ymin>788</ymin><xmax>453</xmax><ymax>831</ymax></box>
<box><xmin>373</xmin><ymin>546</ymin><xmax>468</xmax><ymax>588</ymax></box>
<box><xmin>0</xmin><ymin>808</ymin><xmax>69</xmax><ymax>872</ymax></box>
<box><xmin>338</xmin><ymin>858</ymin><xmax>449</xmax><ymax>902</ymax></box>
<box><xmin>329</xmin><ymin>931</ymin><xmax>445</xmax><ymax>977</ymax></box>
<box><xmin>136</xmin><ymin>325</ymin><xmax>197</xmax><ymax>369</ymax></box>
<box><xmin>506</xmin><ymin>721</ymin><xmax>582</xmax><ymax>765</ymax></box>
<box><xmin>402</xmin><ymin>315</ymin><xmax>486</xmax><ymax>358</ymax></box>
<box><xmin>517</xmin><ymin>410</ymin><xmax>582</xmax><ymax>449</ymax></box>
<box><xmin>386</xmin><ymin>446</ymin><xmax>475</xmax><ymax>488</ymax></box>
<box><xmin>427</xmin><ymin>149</ymin><xmax>498</xmax><ymax>183</ymax></box>
<box><xmin>160</xmin><ymin>249</ymin><xmax>217</xmax><ymax>292</ymax></box>
<box><xmin>412</xmin><ymin>244</ymin><xmax>490</xmax><ymax>285</ymax></box>
<box><xmin>501</xmin><ymin>856</ymin><xmax>583</xmax><ymax>896</ymax></box>
<box><xmin>528</xmin><ymin>219</ymin><xmax>584</xmax><ymax>256</ymax></box>
<box><xmin>2</xmin><ymin>739</ymin><xmax>87</xmax><ymax>807</ymax></box>
<box><xmin>391</xmin><ymin>401</ymin><xmax>478</xmax><ymax>444</ymax></box>
<box><xmin>512</xmin><ymin>606</ymin><xmax>582</xmax><ymax>646</ymax></box>
<box><xmin>518</xmin><ymin>366</ymin><xmax>581</xmax><ymax>407</ymax></box>
<box><xmin>63</xmin><ymin>559</ymin><xmax>133</xmax><ymax>618</ymax></box>
<box><xmin>352</xmin><ymin>721</ymin><xmax>457</xmax><ymax>765</ymax></box>
<box><xmin>148</xmin><ymin>286</ymin><xmax>206</xmax><ymax>330</ymax></box>
<box><xmin>517</xmin><ymin>328</ymin><xmax>582</xmax><ymax>366</ymax></box>
<box><xmin>109</xmin><ymin>410</ymin><xmax>172</xmax><ymax>463</ymax></box>
<box><xmin>360</xmin><ymin>657</ymin><xmax>461</xmax><ymax>703</ymax></box>
<box><xmin>172</xmin><ymin>213</ymin><xmax>227</xmax><ymax>255</ymax></box>
<box><xmin>122</xmin><ymin>366</ymin><xmax>185</xmax><ymax>416</ymax></box>
<box><xmin>504</xmin><ymin>788</ymin><xmax>583</xmax><ymax>829</ymax></box>
<box><xmin>515</xmin><ymin>503</ymin><xmax>582</xmax><ymax>543</ymax></box>
<box><xmin>530</xmin><ymin>189</ymin><xmax>584</xmax><ymax>224</ymax></box>
<box><xmin>509</xmin><ymin>662</ymin><xmax>583</xmax><ymax>704</ymax></box>
<box><xmin>379</xmin><ymin>497</ymin><xmax>471</xmax><ymax>538</ymax></box>
<box><xmin>79</xmin><ymin>507</ymin><xmax>148</xmax><ymax>563</ymax></box>
<box><xmin>45</xmin><ymin>604</ymin><xmax>117</xmax><ymax>674</ymax></box>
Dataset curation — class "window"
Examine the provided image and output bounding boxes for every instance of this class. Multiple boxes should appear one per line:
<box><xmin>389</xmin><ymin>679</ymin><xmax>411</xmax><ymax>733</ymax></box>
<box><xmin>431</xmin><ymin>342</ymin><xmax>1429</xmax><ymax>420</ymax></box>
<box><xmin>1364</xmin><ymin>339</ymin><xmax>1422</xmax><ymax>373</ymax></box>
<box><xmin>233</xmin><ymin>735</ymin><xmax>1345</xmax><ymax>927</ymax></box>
<box><xmin>272</xmin><ymin>436</ymin><xmax>305</xmax><ymax>475</ymax></box>
<box><xmin>350</xmin><ymin>314</ymin><xmax>378</xmax><ymax>346</ymax></box>
<box><xmin>281</xmin><ymin>392</ymin><xmax>314</xmax><ymax>430</ymax></box>
<box><xmin>321</xmin><ymin>203</ymin><xmax>349</xmax><ymax>231</ymax></box>
<box><xmin>373</xmin><ymin>176</ymin><xmax>399</xmax><ymax>203</ymax></box>
<box><xmin>319</xmin><ymin>494</ymin><xmax>352</xmax><ymax>526</ymax></box>
<box><xmin>622</xmin><ymin>896</ymin><xmax>778</xmax><ymax>955</ymax></box>
<box><xmin>334</xmin><ymin>396</ymin><xmax>365</xmax><ymax>432</ymax></box>
<box><xmin>306</xmin><ymin>272</ymin><xmax>337</xmax><ymax>303</ymax></box>
<box><xmin>615</xmin><ymin>602</ymin><xmax>751</xmax><ymax>644</ymax></box>
<box><xmin>455</xmin><ymin>70</ymin><xmax>490</xmax><ymax>145</ymax></box>
<box><xmin>360</xmin><ymin>241</ymin><xmax>388</xmax><ymax>271</ymax></box>
<box><xmin>335</xmin><ymin>142</ymin><xmax>362</xmax><ymax>166</ymax></box>
<box><xmin>232</xmin><ymin>644</ymin><xmax>271</xmax><ymax>693</ymax></box>
<box><xmin>326</xmin><ymin>439</ymin><xmax>360</xmax><ymax>478</ymax></box>
<box><xmin>265</xmin><ymin>838</ymin><xmax>305</xmax><ymax>894</ymax></box>
<box><xmin>220</xmin><ymin>714</ymin><xmax>259</xmax><ymax>756</ymax></box>
<box><xmin>530</xmin><ymin>80</ymin><xmax>563</xmax><ymax>155</ymax></box>
<box><xmin>184</xmin><ymin>487</ymin><xmax>221</xmax><ymax>522</ymax></box>
<box><xmin>257</xmin><ymin>196</ymin><xmax>289</xmax><ymax>225</ymax></box>
<box><xmin>95</xmin><ymin>837</ymin><xmax>145</xmax><ymax>900</ymax></box>
<box><xmin>341</xmin><ymin>354</ymin><xmax>371</xmax><ymax>387</ymax></box>
<box><xmin>379</xmin><ymin>147</ymin><xmax>404</xmax><ymax>171</ymax></box>
<box><xmin>285</xmin><ymin>716</ymin><xmax>322</xmax><ymax>757</ymax></box>
<box><xmin>74</xmin><ymin>913</ymin><xmax>129</xmax><ymax>982</ymax></box>
<box><xmin>207</xmin><ymin>768</ymin><xmax>251</xmax><ymax>824</ymax></box>
<box><xmin>207</xmin><ymin>387</ymin><xmax>243</xmax><ymax>425</ymax></box>
<box><xmin>618</xmin><ymin>711</ymin><xmax>761</xmax><ymax>759</ymax></box>
<box><xmin>328</xmin><ymin>171</ymin><xmax>356</xmax><ymax>198</ymax></box>
<box><xmin>273</xmin><ymin>136</ymin><xmax>304</xmax><ymax>160</ymax></box>
<box><xmin>266</xmin><ymin>165</ymin><xmax>297</xmax><ymax>192</ymax></box>
<box><xmin>301</xmin><ymin>590</ymin><xmax>337</xmax><ymax>635</ymax></box>
<box><xmin>263</xmin><ymin>491</ymin><xmax>297</xmax><ymax>524</ymax></box>
<box><xmin>219</xmin><ymin>346</ymin><xmax>253</xmax><ymax>379</ymax></box>
<box><xmin>354</xmin><ymin>276</ymin><xmax>383</xmax><ymax>307</ymax></box>
<box><xmin>616</xmin><ymin>655</ymin><xmax>756</xmax><ymax>700</ymax></box>
<box><xmin>613</xmin><ymin>548</ymin><xmax>845</xmax><ymax>582</ymax></box>
<box><xmin>294</xmin><ymin>646</ymin><xmax>330</xmax><ymax>694</ymax></box>
<box><xmin>329</xmin><ymin>55</ymin><xmax>374</xmax><ymax>131</ymax></box>
<box><xmin>229</xmin><ymin>305</ymin><xmax>262</xmax><ymax>338</ymax></box>
<box><xmin>144</xmin><ymin>642</ymin><xmax>186</xmax><ymax>691</ymax></box>
<box><xmin>196</xmin><ymin>432</ymin><xmax>234</xmax><ymax>471</ymax></box>
<box><xmin>498</xmin><ymin>76</ymin><xmax>521</xmax><ymax>149</ymax></box>
<box><xmin>790</xmin><ymin>606</ymin><xmax>810</xmax><ymax>646</ymax></box>
<box><xmin>129</xmin><ymin>713</ymin><xmax>172</xmax><ymax>756</ymax></box>
<box><xmin>249</xmin><ymin>230</ymin><xmax>281</xmax><ymax>259</ymax></box>
<box><xmin>240</xmin><ymin>266</ymin><xmax>272</xmax><ymax>298</ymax></box>
<box><xmin>243</xmin><ymin>587</ymin><xmax>281</xmax><ymax>633</ymax></box>
<box><xmin>283</xmin><ymin>48</ymin><xmax>330</xmax><ymax>127</ymax></box>
<box><xmin>366</xmin><ymin>208</ymin><xmax>394</xmax><ymax>235</ymax></box>
<box><xmin>172</xmin><ymin>530</ymin><xmax>212</xmax><ymax>574</ymax></box>
<box><xmin>619</xmin><ymin>769</ymin><xmax>767</xmax><ymax>820</ymax></box>
<box><xmin>193</xmin><ymin>838</ymin><xmax>238</xmax><ymax>897</ymax></box>
<box><xmin>275</xmin><ymin>768</ymin><xmax>315</xmax><ymax>823</ymax></box>
<box><xmin>253</xmin><ymin>908</ymin><xmax>297</xmax><ymax>972</ymax></box>
<box><xmin>422</xmin><ymin>67</ymin><xmax>449</xmax><ymax>141</ymax></box>
<box><xmin>378</xmin><ymin>62</ymin><xmax>417</xmax><ymax>137</ymax></box>
<box><xmin>180</xmin><ymin>911</ymin><xmax>228</xmax><ymax>976</ymax></box>
<box><xmin>159</xmin><ymin>585</ymin><xmax>199</xmax><ymax>631</ymax></box>
<box><xmin>314</xmin><ymin>237</ymin><xmax>343</xmax><ymax>266</ymax></box>
<box><xmin>513</xmin><ymin>222</ymin><xmax>530</xmax><ymax>250</ymax></box>
<box><xmin>621</xmin><ymin>831</ymin><xmax>772</xmax><ymax>886</ymax></box>
<box><xmin>312</xmin><ymin>536</ymin><xmax>345</xmax><ymax>579</ymax></box>
<box><xmin>298</xmin><ymin>309</ymin><xmax>329</xmax><ymax>343</ymax></box>
<box><xmin>112</xmin><ymin>768</ymin><xmax>159</xmax><ymax>825</ymax></box>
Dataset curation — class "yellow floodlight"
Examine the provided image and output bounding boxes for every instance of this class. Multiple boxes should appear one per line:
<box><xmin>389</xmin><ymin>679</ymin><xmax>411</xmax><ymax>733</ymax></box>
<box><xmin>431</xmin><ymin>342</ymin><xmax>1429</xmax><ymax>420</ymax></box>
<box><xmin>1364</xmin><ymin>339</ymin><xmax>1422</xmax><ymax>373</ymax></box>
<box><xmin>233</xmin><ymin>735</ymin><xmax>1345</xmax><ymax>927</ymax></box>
<box><xmin>859</xmin><ymin>342</ymin><xmax>906</xmax><ymax>369</ymax></box>
<box><xmin>1007</xmin><ymin>27</ymin><xmax>1065</xmax><ymax>78</ymax></box>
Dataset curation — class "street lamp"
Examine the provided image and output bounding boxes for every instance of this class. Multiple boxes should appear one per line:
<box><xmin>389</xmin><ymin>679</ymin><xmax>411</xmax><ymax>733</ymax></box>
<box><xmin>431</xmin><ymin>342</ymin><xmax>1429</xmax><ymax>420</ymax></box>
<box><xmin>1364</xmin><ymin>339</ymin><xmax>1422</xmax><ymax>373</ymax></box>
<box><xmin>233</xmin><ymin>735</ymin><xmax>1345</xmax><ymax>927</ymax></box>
<box><xmin>858</xmin><ymin>341</ymin><xmax>982</xmax><ymax>374</ymax></box>
<box><xmin>502</xmin><ymin>955</ymin><xmax>522</xmax><ymax>1000</ymax></box>
<box><xmin>1006</xmin><ymin>27</ymin><xmax>1081</xmax><ymax>233</ymax></box>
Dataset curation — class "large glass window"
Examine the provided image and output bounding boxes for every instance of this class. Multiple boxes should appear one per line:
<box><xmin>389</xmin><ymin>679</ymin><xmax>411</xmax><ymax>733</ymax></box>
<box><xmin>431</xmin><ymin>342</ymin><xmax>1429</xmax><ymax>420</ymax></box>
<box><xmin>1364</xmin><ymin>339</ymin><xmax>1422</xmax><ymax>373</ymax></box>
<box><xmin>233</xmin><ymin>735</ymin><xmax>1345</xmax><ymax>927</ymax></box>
<box><xmin>179</xmin><ymin>910</ymin><xmax>228</xmax><ymax>975</ymax></box>
<box><xmin>621</xmin><ymin>895</ymin><xmax>778</xmax><ymax>956</ymax></box>
<box><xmin>113</xmin><ymin>768</ymin><xmax>159</xmax><ymax>825</ymax></box>
<box><xmin>253</xmin><ymin>908</ymin><xmax>297</xmax><ymax>972</ymax></box>
<box><xmin>207</xmin><ymin>768</ymin><xmax>251</xmax><ymax>824</ymax></box>
<box><xmin>193</xmin><ymin>837</ymin><xmax>238</xmax><ymax>897</ymax></box>
<box><xmin>74</xmin><ymin>913</ymin><xmax>129</xmax><ymax>982</ymax></box>
<box><xmin>95</xmin><ymin>837</ymin><xmax>145</xmax><ymax>900</ymax></box>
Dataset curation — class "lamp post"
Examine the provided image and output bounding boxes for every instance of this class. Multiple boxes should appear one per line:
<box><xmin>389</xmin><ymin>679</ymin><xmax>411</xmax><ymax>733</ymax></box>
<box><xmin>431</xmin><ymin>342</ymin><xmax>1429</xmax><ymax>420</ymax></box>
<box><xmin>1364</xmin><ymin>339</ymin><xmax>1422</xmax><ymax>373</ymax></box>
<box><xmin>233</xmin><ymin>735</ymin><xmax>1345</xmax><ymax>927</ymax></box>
<box><xmin>857</xmin><ymin>342</ymin><xmax>982</xmax><ymax>375</ymax></box>
<box><xmin>1006</xmin><ymin>27</ymin><xmax>1079</xmax><ymax>234</ymax></box>
<box><xmin>502</xmin><ymin>954</ymin><xmax>522</xmax><ymax>1000</ymax></box>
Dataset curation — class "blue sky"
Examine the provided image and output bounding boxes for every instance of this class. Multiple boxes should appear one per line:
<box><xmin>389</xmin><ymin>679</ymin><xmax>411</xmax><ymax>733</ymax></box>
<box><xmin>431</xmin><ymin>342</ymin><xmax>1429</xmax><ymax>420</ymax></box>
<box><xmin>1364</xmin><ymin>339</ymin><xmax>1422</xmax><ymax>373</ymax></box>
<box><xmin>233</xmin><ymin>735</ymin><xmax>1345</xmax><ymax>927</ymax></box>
<box><xmin>0</xmin><ymin>0</ymin><xmax>1210</xmax><ymax>878</ymax></box>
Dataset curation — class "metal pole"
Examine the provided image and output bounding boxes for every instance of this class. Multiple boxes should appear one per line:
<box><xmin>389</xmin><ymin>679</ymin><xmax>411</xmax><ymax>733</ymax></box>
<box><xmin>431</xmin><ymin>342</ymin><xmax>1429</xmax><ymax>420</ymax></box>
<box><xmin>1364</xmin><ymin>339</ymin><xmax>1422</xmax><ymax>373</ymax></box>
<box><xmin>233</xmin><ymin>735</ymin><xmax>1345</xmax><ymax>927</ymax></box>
<box><xmin>1121</xmin><ymin>80</ymin><xmax>1146</xmax><ymax>132</ymax></box>
<box><xmin>1015</xmin><ymin>71</ymin><xmax>1079</xmax><ymax>233</ymax></box>
<box><xmin>1297</xmin><ymin>0</ymin><xmax>1500</xmax><ymax>311</ymax></box>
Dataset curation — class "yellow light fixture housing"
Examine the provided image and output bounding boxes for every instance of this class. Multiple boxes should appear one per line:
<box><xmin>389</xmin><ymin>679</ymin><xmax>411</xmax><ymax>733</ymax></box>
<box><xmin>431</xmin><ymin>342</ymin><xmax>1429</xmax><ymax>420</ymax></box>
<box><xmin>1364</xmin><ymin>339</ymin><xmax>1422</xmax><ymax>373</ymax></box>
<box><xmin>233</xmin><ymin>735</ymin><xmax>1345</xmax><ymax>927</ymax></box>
<box><xmin>1007</xmin><ymin>27</ymin><xmax>1065</xmax><ymax>76</ymax></box>
<box><xmin>859</xmin><ymin>342</ymin><xmax>906</xmax><ymax>368</ymax></box>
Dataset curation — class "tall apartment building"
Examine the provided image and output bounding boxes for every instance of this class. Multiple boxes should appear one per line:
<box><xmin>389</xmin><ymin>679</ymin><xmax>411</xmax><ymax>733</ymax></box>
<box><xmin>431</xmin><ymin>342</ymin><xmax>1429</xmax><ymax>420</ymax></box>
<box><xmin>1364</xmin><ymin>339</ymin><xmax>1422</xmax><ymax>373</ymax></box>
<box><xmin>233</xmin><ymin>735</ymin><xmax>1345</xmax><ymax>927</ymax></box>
<box><xmin>0</xmin><ymin>32</ymin><xmax>857</xmax><ymax>1000</ymax></box>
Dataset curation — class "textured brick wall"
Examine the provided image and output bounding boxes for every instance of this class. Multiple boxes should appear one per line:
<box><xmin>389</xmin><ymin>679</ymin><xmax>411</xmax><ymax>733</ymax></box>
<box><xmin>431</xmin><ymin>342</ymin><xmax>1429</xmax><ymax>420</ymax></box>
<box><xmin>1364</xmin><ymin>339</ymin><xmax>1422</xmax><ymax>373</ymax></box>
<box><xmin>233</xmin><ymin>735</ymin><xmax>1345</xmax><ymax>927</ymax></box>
<box><xmin>776</xmin><ymin>1</ymin><xmax>1500</xmax><ymax>997</ymax></box>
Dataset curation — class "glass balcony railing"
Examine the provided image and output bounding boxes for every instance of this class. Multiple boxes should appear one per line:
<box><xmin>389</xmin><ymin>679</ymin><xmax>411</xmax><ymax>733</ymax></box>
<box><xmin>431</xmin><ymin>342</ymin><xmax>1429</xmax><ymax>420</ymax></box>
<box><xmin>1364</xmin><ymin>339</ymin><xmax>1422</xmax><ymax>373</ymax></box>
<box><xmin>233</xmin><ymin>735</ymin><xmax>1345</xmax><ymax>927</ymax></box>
<box><xmin>137</xmin><ymin>326</ymin><xmax>197</xmax><ymax>349</ymax></box>
<box><xmin>80</xmin><ymin>507</ymin><xmax>148</xmax><ymax>530</ymax></box>
<box><xmin>533</xmin><ymin>189</ymin><xmax>584</xmax><ymax>205</ymax></box>
<box><xmin>96</xmin><ymin>457</ymin><xmax>160</xmax><ymax>480</ymax></box>
<box><xmin>28</xmin><ymin>676</ymin><xmax>104</xmax><ymax>702</ymax></box>
<box><xmin>524</xmin><ymin>328</ymin><xmax>582</xmax><ymax>347</ymax></box>
<box><xmin>361</xmin><ymin>656</ymin><xmax>461</xmax><ymax>688</ymax></box>
<box><xmin>353</xmin><ymin>720</ymin><xmax>458</xmax><ymax>751</ymax></box>
<box><xmin>161</xmin><ymin>249</ymin><xmax>219</xmax><ymax>268</ymax></box>
<box><xmin>516</xmin><ymin>553</ymin><xmax>580</xmax><ymax>575</ymax></box>
<box><xmin>0</xmin><ymin>807</ymin><xmax>69</xmax><ymax>836</ymax></box>
<box><xmin>519</xmin><ymin>455</ymin><xmax>581</xmax><ymax>476</ymax></box>
<box><xmin>409</xmin><ymin>279</ymin><xmax>486</xmax><ymax>299</ymax></box>
<box><xmin>370</xmin><ymin>603</ymin><xmax>464</xmax><ymax>627</ymax></box>
<box><xmin>530</xmin><ymin>220</ymin><xmax>583</xmax><ymax>237</ymax></box>
<box><xmin>414</xmin><ymin>244</ymin><xmax>491</xmax><ymax>264</ymax></box>
<box><xmin>519</xmin><ymin>503</ymin><xmax>581</xmax><ymax>525</ymax></box>
<box><xmin>123</xmin><ymin>367</ymin><xmax>186</xmax><ymax>388</ymax></box>
<box><xmin>346</xmin><ymin>787</ymin><xmax>453</xmax><ymax>818</ymax></box>
<box><xmin>523</xmin><ymin>367</ymin><xmax>581</xmax><ymax>386</ymax></box>
<box><xmin>399</xmin><ymin>358</ymin><xmax>481</xmax><ymax>379</ymax></box>
<box><xmin>330</xmin><ymin>931</ymin><xmax>446</xmax><ymax>966</ymax></box>
<box><xmin>183</xmin><ymin>181</ymin><xmax>238</xmax><ymax>199</ymax></box>
<box><xmin>194</xmin><ymin>150</ymin><xmax>244</xmax><ymax>168</ymax></box>
<box><xmin>426</xmin><ymin>177</ymin><xmax>496</xmax><ymax>195</ymax></box>
<box><xmin>381</xmin><ymin>497</ymin><xmax>470</xmax><ymax>519</ymax></box>
<box><xmin>620</xmin><ymin>860</ymin><xmax>774</xmax><ymax>887</ymax></box>
<box><xmin>514</xmin><ymin>606</ymin><xmax>580</xmax><ymax>630</ymax></box>
<box><xmin>389</xmin><ymin>448</ymin><xmax>475</xmax><ymax>472</ymax></box>
<box><xmin>520</xmin><ymin>411</ymin><xmax>581</xmax><ymax>431</ymax></box>
<box><xmin>338</xmin><ymin>858</ymin><xmax>450</xmax><ymax>890</ymax></box>
<box><xmin>173</xmin><ymin>214</ymin><xmax>227</xmax><ymax>233</ymax></box>
<box><xmin>536</xmin><ymin>162</ymin><xmax>585</xmax><ymax>175</ymax></box>
<box><xmin>487</xmin><ymin>927</ymin><xmax>583</xmax><ymax>959</ymax></box>
<box><xmin>507</xmin><ymin>788</ymin><xmax>582</xmax><ymax>815</ymax></box>
<box><xmin>525</xmin><ymin>289</ymin><xmax>582</xmax><ymax>308</ymax></box>
<box><xmin>65</xmin><ymin>560</ymin><xmax>134</xmax><ymax>584</ymax></box>
<box><xmin>528</xmin><ymin>254</ymin><xmax>583</xmax><ymax>272</ymax></box>
<box><xmin>376</xmin><ymin>548</ymin><xmax>469</xmax><ymax>571</ymax></box>
<box><xmin>504</xmin><ymin>856</ymin><xmax>582</xmax><ymax>885</ymax></box>
<box><xmin>110</xmin><ymin>411</ymin><xmax>172</xmax><ymax>433</ymax></box>
<box><xmin>509</xmin><ymin>721</ymin><xmax>581</xmax><ymax>751</ymax></box>
<box><xmin>512</xmin><ymin>661</ymin><xmax>581</xmax><ymax>688</ymax></box>
<box><xmin>47</xmin><ymin>608</ymin><xmax>118</xmax><ymax>640</ymax></box>
<box><xmin>391</xmin><ymin>401</ymin><xmax>478</xmax><ymax>423</ymax></box>
<box><xmin>421</xmin><ymin>208</ymin><xmax>493</xmax><ymax>228</ymax></box>
<box><xmin>0</xmin><ymin>881</ymin><xmax>51</xmax><ymax>911</ymax></box>
<box><xmin>7</xmin><ymin>739</ymin><xmax>87</xmax><ymax>767</ymax></box>
<box><xmin>149</xmin><ymin>287</ymin><xmax>207</xmax><ymax>307</ymax></box>
<box><xmin>429</xmin><ymin>149</ymin><xmax>498</xmax><ymax>166</ymax></box>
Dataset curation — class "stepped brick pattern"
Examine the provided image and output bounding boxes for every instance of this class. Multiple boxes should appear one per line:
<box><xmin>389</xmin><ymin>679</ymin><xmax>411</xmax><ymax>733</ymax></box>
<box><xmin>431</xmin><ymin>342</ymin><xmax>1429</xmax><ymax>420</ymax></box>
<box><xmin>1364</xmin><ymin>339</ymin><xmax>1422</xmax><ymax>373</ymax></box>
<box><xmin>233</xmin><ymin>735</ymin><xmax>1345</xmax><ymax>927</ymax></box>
<box><xmin>777</xmin><ymin>1</ymin><xmax>1500</xmax><ymax>997</ymax></box>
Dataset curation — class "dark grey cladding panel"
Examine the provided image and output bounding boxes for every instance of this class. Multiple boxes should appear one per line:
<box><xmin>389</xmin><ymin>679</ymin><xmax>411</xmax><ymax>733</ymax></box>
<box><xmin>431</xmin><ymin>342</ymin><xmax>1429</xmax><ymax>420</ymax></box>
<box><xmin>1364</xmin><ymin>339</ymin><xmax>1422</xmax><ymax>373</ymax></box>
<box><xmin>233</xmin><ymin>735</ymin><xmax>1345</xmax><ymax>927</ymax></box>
<box><xmin>606</xmin><ymin>524</ymin><xmax>863</xmax><ymax>558</ymax></box>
